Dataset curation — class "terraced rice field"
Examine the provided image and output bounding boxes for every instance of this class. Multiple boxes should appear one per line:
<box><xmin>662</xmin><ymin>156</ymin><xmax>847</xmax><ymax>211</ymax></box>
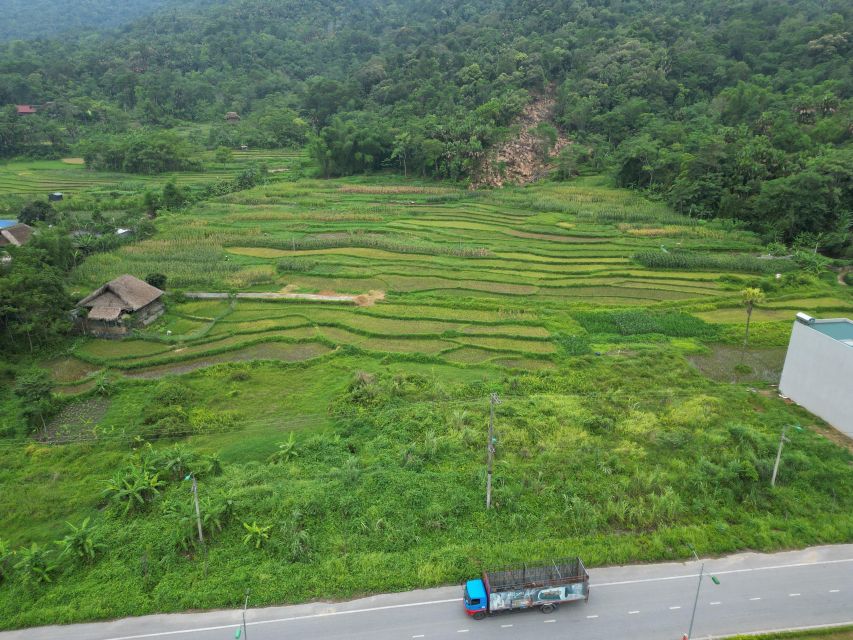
<box><xmin>68</xmin><ymin>174</ymin><xmax>853</xmax><ymax>377</ymax></box>
<box><xmin>0</xmin><ymin>150</ymin><xmax>304</xmax><ymax>196</ymax></box>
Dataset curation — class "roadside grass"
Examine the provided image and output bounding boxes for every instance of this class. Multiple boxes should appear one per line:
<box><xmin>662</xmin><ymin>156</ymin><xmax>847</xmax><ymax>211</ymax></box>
<box><xmin>2</xmin><ymin>171</ymin><xmax>853</xmax><ymax>629</ymax></box>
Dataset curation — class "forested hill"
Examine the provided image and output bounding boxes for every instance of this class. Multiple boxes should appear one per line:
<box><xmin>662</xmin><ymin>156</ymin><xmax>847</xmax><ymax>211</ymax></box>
<box><xmin>1</xmin><ymin>0</ymin><xmax>852</xmax><ymax>249</ymax></box>
<box><xmin>0</xmin><ymin>0</ymin><xmax>220</xmax><ymax>42</ymax></box>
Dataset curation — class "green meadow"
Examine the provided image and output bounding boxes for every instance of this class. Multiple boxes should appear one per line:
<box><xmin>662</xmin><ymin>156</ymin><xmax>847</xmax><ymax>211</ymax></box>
<box><xmin>1</xmin><ymin>173</ymin><xmax>852</xmax><ymax>628</ymax></box>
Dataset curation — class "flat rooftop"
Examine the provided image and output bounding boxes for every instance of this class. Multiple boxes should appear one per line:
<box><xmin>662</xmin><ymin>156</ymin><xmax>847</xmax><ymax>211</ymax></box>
<box><xmin>809</xmin><ymin>318</ymin><xmax>853</xmax><ymax>346</ymax></box>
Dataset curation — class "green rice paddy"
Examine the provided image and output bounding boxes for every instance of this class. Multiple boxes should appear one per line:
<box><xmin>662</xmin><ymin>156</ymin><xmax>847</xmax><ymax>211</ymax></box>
<box><xmin>3</xmin><ymin>172</ymin><xmax>853</xmax><ymax>630</ymax></box>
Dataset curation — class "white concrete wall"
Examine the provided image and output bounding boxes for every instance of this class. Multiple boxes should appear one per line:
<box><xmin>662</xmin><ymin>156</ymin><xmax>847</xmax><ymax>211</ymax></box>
<box><xmin>779</xmin><ymin>321</ymin><xmax>853</xmax><ymax>438</ymax></box>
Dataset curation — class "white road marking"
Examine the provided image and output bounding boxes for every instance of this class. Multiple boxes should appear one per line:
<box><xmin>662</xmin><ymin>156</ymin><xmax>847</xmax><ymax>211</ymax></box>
<box><xmin>501</xmin><ymin>624</ymin><xmax>513</xmax><ymax>628</ymax></box>
<box><xmin>413</xmin><ymin>635</ymin><xmax>424</xmax><ymax>638</ymax></box>
<box><xmin>629</xmin><ymin>610</ymin><xmax>640</xmax><ymax>614</ymax></box>
<box><xmin>89</xmin><ymin>557</ymin><xmax>853</xmax><ymax>640</ymax></box>
<box><xmin>593</xmin><ymin>557</ymin><xmax>853</xmax><ymax>588</ymax></box>
<box><xmin>544</xmin><ymin>619</ymin><xmax>556</xmax><ymax>623</ymax></box>
<box><xmin>669</xmin><ymin>606</ymin><xmax>681</xmax><ymax>610</ymax></box>
<box><xmin>710</xmin><ymin>602</ymin><xmax>721</xmax><ymax>605</ymax></box>
<box><xmin>97</xmin><ymin>598</ymin><xmax>463</xmax><ymax>640</ymax></box>
<box><xmin>789</xmin><ymin>593</ymin><xmax>800</xmax><ymax>597</ymax></box>
<box><xmin>457</xmin><ymin>630</ymin><xmax>469</xmax><ymax>634</ymax></box>
<box><xmin>586</xmin><ymin>615</ymin><xmax>599</xmax><ymax>619</ymax></box>
<box><xmin>750</xmin><ymin>597</ymin><xmax>762</xmax><ymax>601</ymax></box>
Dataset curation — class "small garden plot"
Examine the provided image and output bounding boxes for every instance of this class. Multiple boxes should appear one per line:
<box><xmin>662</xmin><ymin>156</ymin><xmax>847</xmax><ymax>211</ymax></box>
<box><xmin>318</xmin><ymin>326</ymin><xmax>367</xmax><ymax>346</ymax></box>
<box><xmin>75</xmin><ymin>339</ymin><xmax>173</xmax><ymax>361</ymax></box>
<box><xmin>45</xmin><ymin>358</ymin><xmax>101</xmax><ymax>384</ymax></box>
<box><xmin>209</xmin><ymin>317</ymin><xmax>309</xmax><ymax>335</ymax></box>
<box><xmin>153</xmin><ymin>316</ymin><xmax>209</xmax><ymax>337</ymax></box>
<box><xmin>43</xmin><ymin>397</ymin><xmax>111</xmax><ymax>442</ymax></box>
<box><xmin>287</xmin><ymin>275</ymin><xmax>387</xmax><ymax>293</ymax></box>
<box><xmin>360</xmin><ymin>337</ymin><xmax>456</xmax><ymax>354</ymax></box>
<box><xmin>441</xmin><ymin>346</ymin><xmax>498</xmax><ymax>364</ymax></box>
<box><xmin>459</xmin><ymin>324</ymin><xmax>550</xmax><ymax>338</ymax></box>
<box><xmin>125</xmin><ymin>342</ymin><xmax>333</xmax><ymax>379</ymax></box>
<box><xmin>457</xmin><ymin>335</ymin><xmax>556</xmax><ymax>354</ymax></box>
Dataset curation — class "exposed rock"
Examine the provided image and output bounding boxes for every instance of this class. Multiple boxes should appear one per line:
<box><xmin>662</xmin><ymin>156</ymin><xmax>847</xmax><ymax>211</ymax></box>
<box><xmin>470</xmin><ymin>94</ymin><xmax>569</xmax><ymax>189</ymax></box>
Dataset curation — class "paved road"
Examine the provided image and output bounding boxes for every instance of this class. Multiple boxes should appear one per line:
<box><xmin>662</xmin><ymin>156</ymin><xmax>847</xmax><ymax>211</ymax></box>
<box><xmin>3</xmin><ymin>545</ymin><xmax>851</xmax><ymax>640</ymax></box>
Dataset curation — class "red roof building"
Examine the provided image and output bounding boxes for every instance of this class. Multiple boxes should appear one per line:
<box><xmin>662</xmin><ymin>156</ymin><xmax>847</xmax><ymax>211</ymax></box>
<box><xmin>16</xmin><ymin>105</ymin><xmax>37</xmax><ymax>115</ymax></box>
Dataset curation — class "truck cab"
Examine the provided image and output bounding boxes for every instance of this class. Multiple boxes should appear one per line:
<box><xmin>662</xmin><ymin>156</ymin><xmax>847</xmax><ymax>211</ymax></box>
<box><xmin>463</xmin><ymin>579</ymin><xmax>487</xmax><ymax>619</ymax></box>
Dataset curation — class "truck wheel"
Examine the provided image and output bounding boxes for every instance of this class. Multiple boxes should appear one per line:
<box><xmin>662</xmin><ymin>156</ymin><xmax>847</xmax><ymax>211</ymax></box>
<box><xmin>540</xmin><ymin>603</ymin><xmax>556</xmax><ymax>614</ymax></box>
<box><xmin>473</xmin><ymin>611</ymin><xmax>486</xmax><ymax>621</ymax></box>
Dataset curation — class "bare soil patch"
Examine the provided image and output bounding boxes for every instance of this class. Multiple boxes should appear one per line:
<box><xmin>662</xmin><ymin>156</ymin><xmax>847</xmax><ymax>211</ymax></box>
<box><xmin>354</xmin><ymin>289</ymin><xmax>386</xmax><ymax>307</ymax></box>
<box><xmin>60</xmin><ymin>157</ymin><xmax>85</xmax><ymax>165</ymax></box>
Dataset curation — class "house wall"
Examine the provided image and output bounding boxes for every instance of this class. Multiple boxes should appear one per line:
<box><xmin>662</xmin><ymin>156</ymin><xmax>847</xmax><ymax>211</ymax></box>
<box><xmin>779</xmin><ymin>321</ymin><xmax>853</xmax><ymax>438</ymax></box>
<box><xmin>132</xmin><ymin>299</ymin><xmax>165</xmax><ymax>326</ymax></box>
<box><xmin>81</xmin><ymin>319</ymin><xmax>129</xmax><ymax>338</ymax></box>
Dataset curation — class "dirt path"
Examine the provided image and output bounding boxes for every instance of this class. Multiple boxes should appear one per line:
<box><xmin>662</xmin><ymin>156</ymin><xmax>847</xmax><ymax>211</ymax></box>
<box><xmin>837</xmin><ymin>267</ymin><xmax>851</xmax><ymax>286</ymax></box>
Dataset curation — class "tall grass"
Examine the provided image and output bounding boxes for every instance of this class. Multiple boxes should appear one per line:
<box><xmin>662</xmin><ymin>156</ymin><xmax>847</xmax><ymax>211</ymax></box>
<box><xmin>634</xmin><ymin>250</ymin><xmax>796</xmax><ymax>274</ymax></box>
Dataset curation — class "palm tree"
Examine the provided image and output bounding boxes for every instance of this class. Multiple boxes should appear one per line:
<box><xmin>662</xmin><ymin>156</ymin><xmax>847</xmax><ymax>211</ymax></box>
<box><xmin>741</xmin><ymin>287</ymin><xmax>766</xmax><ymax>347</ymax></box>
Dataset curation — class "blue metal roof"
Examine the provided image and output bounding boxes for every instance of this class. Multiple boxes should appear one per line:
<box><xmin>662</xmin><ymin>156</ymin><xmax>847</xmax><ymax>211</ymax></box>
<box><xmin>466</xmin><ymin>579</ymin><xmax>487</xmax><ymax>600</ymax></box>
<box><xmin>810</xmin><ymin>319</ymin><xmax>853</xmax><ymax>346</ymax></box>
<box><xmin>0</xmin><ymin>220</ymin><xmax>17</xmax><ymax>229</ymax></box>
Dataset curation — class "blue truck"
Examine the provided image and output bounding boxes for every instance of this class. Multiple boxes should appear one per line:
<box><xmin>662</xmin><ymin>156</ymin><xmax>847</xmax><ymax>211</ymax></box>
<box><xmin>464</xmin><ymin>558</ymin><xmax>589</xmax><ymax>619</ymax></box>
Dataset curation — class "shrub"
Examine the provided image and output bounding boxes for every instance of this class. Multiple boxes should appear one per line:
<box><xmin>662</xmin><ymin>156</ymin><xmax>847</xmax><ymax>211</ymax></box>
<box><xmin>145</xmin><ymin>273</ymin><xmax>167</xmax><ymax>289</ymax></box>
<box><xmin>13</xmin><ymin>543</ymin><xmax>57</xmax><ymax>585</ymax></box>
<box><xmin>276</xmin><ymin>259</ymin><xmax>317</xmax><ymax>273</ymax></box>
<box><xmin>268</xmin><ymin>433</ymin><xmax>299</xmax><ymax>464</ymax></box>
<box><xmin>57</xmin><ymin>518</ymin><xmax>102</xmax><ymax>564</ymax></box>
<box><xmin>103</xmin><ymin>465</ymin><xmax>165</xmax><ymax>515</ymax></box>
<box><xmin>556</xmin><ymin>334</ymin><xmax>591</xmax><ymax>356</ymax></box>
<box><xmin>242</xmin><ymin>521</ymin><xmax>271</xmax><ymax>548</ymax></box>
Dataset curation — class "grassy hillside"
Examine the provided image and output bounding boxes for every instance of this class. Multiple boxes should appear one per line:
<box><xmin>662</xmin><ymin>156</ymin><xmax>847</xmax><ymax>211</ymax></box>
<box><xmin>1</xmin><ymin>174</ymin><xmax>852</xmax><ymax>628</ymax></box>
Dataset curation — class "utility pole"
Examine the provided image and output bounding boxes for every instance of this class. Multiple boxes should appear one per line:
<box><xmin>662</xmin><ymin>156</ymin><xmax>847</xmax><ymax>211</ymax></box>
<box><xmin>486</xmin><ymin>392</ymin><xmax>501</xmax><ymax>509</ymax></box>
<box><xmin>187</xmin><ymin>474</ymin><xmax>204</xmax><ymax>544</ymax></box>
<box><xmin>241</xmin><ymin>589</ymin><xmax>250</xmax><ymax>640</ymax></box>
<box><xmin>685</xmin><ymin>545</ymin><xmax>720</xmax><ymax>640</ymax></box>
<box><xmin>686</xmin><ymin>546</ymin><xmax>703</xmax><ymax>640</ymax></box>
<box><xmin>771</xmin><ymin>424</ymin><xmax>802</xmax><ymax>487</ymax></box>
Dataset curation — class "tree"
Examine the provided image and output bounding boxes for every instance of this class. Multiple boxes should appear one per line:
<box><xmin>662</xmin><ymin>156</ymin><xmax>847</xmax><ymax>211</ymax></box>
<box><xmin>0</xmin><ymin>250</ymin><xmax>70</xmax><ymax>352</ymax></box>
<box><xmin>18</xmin><ymin>200</ymin><xmax>56</xmax><ymax>226</ymax></box>
<box><xmin>741</xmin><ymin>288</ymin><xmax>765</xmax><ymax>347</ymax></box>
<box><xmin>214</xmin><ymin>146</ymin><xmax>232</xmax><ymax>163</ymax></box>
<box><xmin>14</xmin><ymin>367</ymin><xmax>55</xmax><ymax>432</ymax></box>
<box><xmin>145</xmin><ymin>273</ymin><xmax>167</xmax><ymax>289</ymax></box>
<box><xmin>161</xmin><ymin>180</ymin><xmax>186</xmax><ymax>210</ymax></box>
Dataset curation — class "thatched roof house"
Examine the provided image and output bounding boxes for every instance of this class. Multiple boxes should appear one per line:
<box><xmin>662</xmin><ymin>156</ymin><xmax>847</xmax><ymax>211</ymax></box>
<box><xmin>77</xmin><ymin>275</ymin><xmax>165</xmax><ymax>337</ymax></box>
<box><xmin>0</xmin><ymin>223</ymin><xmax>34</xmax><ymax>247</ymax></box>
<box><xmin>225</xmin><ymin>111</ymin><xmax>241</xmax><ymax>123</ymax></box>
